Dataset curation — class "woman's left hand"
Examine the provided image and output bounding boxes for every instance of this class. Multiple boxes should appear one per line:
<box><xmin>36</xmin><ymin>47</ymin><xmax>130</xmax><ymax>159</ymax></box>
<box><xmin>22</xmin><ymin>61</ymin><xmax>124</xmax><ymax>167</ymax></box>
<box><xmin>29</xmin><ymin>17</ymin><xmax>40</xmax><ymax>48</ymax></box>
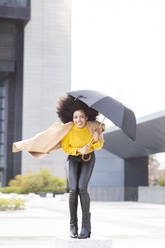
<box><xmin>100</xmin><ymin>123</ymin><xmax>105</xmax><ymax>132</ymax></box>
<box><xmin>92</xmin><ymin>124</ymin><xmax>105</xmax><ymax>142</ymax></box>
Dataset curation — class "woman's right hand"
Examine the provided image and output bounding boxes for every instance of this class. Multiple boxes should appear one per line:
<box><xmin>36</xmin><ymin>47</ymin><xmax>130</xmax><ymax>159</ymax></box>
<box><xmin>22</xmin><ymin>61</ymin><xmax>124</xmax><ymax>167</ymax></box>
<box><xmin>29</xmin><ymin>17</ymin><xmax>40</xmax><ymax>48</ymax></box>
<box><xmin>77</xmin><ymin>145</ymin><xmax>90</xmax><ymax>154</ymax></box>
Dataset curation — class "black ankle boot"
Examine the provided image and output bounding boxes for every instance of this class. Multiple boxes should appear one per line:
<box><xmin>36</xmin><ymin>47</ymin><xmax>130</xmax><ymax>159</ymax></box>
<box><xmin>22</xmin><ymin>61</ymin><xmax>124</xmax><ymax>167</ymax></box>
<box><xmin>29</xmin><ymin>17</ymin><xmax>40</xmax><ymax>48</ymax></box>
<box><xmin>78</xmin><ymin>212</ymin><xmax>91</xmax><ymax>239</ymax></box>
<box><xmin>70</xmin><ymin>222</ymin><xmax>78</xmax><ymax>238</ymax></box>
<box><xmin>69</xmin><ymin>189</ymin><xmax>78</xmax><ymax>238</ymax></box>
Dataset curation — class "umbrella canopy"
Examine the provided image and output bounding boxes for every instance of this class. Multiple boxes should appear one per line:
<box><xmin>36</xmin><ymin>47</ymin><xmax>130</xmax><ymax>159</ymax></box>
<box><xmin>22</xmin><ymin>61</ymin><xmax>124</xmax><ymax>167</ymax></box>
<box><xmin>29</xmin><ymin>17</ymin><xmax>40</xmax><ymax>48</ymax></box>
<box><xmin>67</xmin><ymin>90</ymin><xmax>136</xmax><ymax>141</ymax></box>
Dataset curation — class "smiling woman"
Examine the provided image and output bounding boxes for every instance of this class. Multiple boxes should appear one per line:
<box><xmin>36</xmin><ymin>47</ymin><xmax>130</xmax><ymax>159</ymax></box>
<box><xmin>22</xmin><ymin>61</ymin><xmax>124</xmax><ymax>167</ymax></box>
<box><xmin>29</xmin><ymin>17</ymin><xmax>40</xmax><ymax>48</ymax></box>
<box><xmin>56</xmin><ymin>94</ymin><xmax>105</xmax><ymax>239</ymax></box>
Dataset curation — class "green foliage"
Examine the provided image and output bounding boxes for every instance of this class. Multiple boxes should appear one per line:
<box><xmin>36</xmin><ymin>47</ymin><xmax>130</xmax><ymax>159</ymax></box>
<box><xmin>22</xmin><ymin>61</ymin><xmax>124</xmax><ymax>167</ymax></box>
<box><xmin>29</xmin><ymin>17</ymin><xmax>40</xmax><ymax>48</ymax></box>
<box><xmin>0</xmin><ymin>168</ymin><xmax>66</xmax><ymax>194</ymax></box>
<box><xmin>0</xmin><ymin>186</ymin><xmax>28</xmax><ymax>194</ymax></box>
<box><xmin>0</xmin><ymin>198</ymin><xmax>25</xmax><ymax>211</ymax></box>
<box><xmin>148</xmin><ymin>181</ymin><xmax>153</xmax><ymax>186</ymax></box>
<box><xmin>158</xmin><ymin>176</ymin><xmax>165</xmax><ymax>186</ymax></box>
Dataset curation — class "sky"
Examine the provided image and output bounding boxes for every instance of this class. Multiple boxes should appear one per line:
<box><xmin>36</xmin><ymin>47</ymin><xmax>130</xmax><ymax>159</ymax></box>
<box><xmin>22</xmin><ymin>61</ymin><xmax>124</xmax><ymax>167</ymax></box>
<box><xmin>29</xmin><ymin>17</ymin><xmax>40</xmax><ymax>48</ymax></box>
<box><xmin>71</xmin><ymin>0</ymin><xmax>165</xmax><ymax>168</ymax></box>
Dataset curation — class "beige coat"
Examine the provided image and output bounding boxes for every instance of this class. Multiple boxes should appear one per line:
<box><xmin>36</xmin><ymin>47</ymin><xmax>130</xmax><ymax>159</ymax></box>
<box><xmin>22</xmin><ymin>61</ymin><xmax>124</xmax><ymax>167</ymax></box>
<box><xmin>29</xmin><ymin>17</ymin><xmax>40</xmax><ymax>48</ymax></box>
<box><xmin>12</xmin><ymin>121</ymin><xmax>105</xmax><ymax>159</ymax></box>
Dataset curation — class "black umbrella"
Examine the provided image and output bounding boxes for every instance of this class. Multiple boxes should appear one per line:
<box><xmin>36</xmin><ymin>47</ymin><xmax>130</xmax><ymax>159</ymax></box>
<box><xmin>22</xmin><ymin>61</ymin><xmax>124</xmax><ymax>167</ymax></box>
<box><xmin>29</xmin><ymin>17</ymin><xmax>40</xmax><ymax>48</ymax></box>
<box><xmin>67</xmin><ymin>89</ymin><xmax>136</xmax><ymax>141</ymax></box>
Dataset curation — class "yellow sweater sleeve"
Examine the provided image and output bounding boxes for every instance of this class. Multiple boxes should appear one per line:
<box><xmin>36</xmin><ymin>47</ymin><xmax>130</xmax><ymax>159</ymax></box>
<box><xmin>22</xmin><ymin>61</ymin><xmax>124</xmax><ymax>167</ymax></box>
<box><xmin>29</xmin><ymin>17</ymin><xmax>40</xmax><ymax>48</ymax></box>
<box><xmin>90</xmin><ymin>138</ymin><xmax>103</xmax><ymax>150</ymax></box>
<box><xmin>61</xmin><ymin>134</ymin><xmax>78</xmax><ymax>155</ymax></box>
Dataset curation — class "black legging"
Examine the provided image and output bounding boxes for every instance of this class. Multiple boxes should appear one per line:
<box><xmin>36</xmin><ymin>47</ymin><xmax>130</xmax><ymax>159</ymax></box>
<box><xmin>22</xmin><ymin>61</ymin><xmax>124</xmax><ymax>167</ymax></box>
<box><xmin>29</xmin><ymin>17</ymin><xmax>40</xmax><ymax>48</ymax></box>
<box><xmin>66</xmin><ymin>152</ymin><xmax>95</xmax><ymax>225</ymax></box>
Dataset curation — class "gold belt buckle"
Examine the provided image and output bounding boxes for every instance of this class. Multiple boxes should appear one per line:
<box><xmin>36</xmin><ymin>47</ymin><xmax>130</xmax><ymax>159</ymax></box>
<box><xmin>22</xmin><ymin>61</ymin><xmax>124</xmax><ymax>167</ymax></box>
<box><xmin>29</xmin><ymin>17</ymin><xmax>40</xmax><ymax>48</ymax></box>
<box><xmin>81</xmin><ymin>153</ymin><xmax>92</xmax><ymax>162</ymax></box>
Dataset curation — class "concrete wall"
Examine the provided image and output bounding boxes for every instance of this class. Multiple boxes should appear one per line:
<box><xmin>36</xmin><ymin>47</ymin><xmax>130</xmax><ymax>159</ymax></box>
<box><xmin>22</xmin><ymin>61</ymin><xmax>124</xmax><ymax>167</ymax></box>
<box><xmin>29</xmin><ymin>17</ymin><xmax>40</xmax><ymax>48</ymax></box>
<box><xmin>89</xmin><ymin>148</ymin><xmax>124</xmax><ymax>187</ymax></box>
<box><xmin>124</xmin><ymin>156</ymin><xmax>148</xmax><ymax>201</ymax></box>
<box><xmin>138</xmin><ymin>186</ymin><xmax>165</xmax><ymax>204</ymax></box>
<box><xmin>89</xmin><ymin>148</ymin><xmax>125</xmax><ymax>201</ymax></box>
<box><xmin>88</xmin><ymin>186</ymin><xmax>124</xmax><ymax>201</ymax></box>
<box><xmin>124</xmin><ymin>156</ymin><xmax>148</xmax><ymax>187</ymax></box>
<box><xmin>22</xmin><ymin>0</ymin><xmax>71</xmax><ymax>178</ymax></box>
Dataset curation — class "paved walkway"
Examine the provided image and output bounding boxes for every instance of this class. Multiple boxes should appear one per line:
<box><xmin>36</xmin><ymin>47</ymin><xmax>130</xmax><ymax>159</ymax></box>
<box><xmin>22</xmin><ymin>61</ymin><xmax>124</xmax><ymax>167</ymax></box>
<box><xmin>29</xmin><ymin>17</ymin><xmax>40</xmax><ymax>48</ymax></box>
<box><xmin>0</xmin><ymin>193</ymin><xmax>165</xmax><ymax>247</ymax></box>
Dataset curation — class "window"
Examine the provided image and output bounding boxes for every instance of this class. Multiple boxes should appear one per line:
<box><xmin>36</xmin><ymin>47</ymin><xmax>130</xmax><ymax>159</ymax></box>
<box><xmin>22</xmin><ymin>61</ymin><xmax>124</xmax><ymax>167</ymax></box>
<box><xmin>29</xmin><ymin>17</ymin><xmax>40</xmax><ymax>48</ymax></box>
<box><xmin>0</xmin><ymin>170</ymin><xmax>3</xmax><ymax>187</ymax></box>
<box><xmin>0</xmin><ymin>84</ymin><xmax>6</xmax><ymax>172</ymax></box>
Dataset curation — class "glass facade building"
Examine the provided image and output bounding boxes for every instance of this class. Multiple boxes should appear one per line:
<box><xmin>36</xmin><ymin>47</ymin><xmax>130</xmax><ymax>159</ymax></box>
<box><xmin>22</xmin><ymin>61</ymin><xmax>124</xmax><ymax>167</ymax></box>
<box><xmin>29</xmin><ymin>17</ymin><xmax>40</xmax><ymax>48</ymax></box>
<box><xmin>0</xmin><ymin>0</ymin><xmax>30</xmax><ymax>186</ymax></box>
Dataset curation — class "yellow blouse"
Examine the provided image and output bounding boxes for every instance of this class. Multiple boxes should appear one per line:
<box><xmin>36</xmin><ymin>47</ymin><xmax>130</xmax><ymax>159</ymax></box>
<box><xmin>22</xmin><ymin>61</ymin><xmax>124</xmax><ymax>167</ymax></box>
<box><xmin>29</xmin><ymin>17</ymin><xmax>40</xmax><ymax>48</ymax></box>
<box><xmin>61</xmin><ymin>124</ymin><xmax>103</xmax><ymax>156</ymax></box>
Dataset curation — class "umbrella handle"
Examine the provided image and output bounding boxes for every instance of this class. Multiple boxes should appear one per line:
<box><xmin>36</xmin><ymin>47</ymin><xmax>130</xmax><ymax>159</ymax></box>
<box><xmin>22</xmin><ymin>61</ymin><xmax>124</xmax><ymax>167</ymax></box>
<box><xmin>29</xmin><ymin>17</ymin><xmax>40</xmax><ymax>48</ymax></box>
<box><xmin>81</xmin><ymin>154</ymin><xmax>92</xmax><ymax>162</ymax></box>
<box><xmin>81</xmin><ymin>121</ymin><xmax>105</xmax><ymax>162</ymax></box>
<box><xmin>81</xmin><ymin>138</ymin><xmax>93</xmax><ymax>162</ymax></box>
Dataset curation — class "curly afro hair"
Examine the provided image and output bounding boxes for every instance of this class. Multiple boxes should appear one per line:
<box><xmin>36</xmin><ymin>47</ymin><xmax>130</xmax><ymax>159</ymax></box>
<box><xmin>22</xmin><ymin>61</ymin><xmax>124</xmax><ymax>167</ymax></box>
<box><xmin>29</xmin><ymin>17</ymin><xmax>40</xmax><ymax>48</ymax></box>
<box><xmin>56</xmin><ymin>94</ymin><xmax>99</xmax><ymax>123</ymax></box>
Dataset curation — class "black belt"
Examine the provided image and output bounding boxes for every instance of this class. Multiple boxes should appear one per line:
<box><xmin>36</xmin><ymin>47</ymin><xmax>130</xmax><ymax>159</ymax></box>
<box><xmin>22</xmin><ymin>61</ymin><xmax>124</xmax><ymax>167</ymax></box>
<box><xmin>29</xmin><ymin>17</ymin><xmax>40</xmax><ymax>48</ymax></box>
<box><xmin>67</xmin><ymin>151</ymin><xmax>95</xmax><ymax>163</ymax></box>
